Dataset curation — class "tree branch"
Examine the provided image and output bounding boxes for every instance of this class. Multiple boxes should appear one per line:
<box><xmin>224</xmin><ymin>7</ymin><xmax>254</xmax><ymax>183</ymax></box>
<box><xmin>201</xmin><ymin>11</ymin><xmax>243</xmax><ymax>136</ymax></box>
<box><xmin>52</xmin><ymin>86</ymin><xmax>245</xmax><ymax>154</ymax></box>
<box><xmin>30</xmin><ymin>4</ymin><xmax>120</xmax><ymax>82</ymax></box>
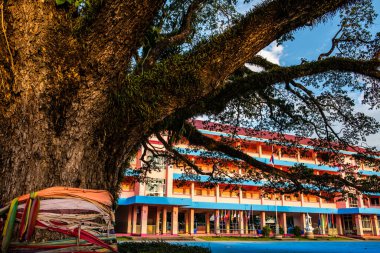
<box><xmin>165</xmin><ymin>57</ymin><xmax>379</xmax><ymax>124</ymax></box>
<box><xmin>189</xmin><ymin>0</ymin><xmax>356</xmax><ymax>85</ymax></box>
<box><xmin>84</xmin><ymin>0</ymin><xmax>165</xmax><ymax>82</ymax></box>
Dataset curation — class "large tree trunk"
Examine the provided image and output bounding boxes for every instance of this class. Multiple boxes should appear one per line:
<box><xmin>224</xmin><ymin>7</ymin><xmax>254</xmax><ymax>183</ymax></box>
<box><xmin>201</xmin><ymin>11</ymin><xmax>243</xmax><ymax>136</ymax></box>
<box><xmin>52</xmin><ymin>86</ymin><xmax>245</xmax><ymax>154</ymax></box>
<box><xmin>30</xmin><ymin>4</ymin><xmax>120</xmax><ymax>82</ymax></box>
<box><xmin>0</xmin><ymin>0</ymin><xmax>160</xmax><ymax>203</ymax></box>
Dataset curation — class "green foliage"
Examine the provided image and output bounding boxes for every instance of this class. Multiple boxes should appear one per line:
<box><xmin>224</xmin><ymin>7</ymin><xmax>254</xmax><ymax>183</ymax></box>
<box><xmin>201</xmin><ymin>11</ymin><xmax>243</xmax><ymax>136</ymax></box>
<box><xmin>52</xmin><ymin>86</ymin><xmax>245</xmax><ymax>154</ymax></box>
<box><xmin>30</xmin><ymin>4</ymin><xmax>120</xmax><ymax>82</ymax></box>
<box><xmin>262</xmin><ymin>225</ymin><xmax>272</xmax><ymax>237</ymax></box>
<box><xmin>293</xmin><ymin>226</ymin><xmax>302</xmax><ymax>237</ymax></box>
<box><xmin>56</xmin><ymin>0</ymin><xmax>74</xmax><ymax>5</ymax></box>
<box><xmin>279</xmin><ymin>226</ymin><xmax>285</xmax><ymax>235</ymax></box>
<box><xmin>118</xmin><ymin>241</ymin><xmax>211</xmax><ymax>253</ymax></box>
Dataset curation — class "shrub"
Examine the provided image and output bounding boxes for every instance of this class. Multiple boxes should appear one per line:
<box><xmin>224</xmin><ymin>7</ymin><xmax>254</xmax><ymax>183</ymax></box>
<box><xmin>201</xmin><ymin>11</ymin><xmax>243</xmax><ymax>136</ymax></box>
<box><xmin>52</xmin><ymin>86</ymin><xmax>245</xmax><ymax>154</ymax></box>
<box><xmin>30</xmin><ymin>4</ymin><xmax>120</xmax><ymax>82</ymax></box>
<box><xmin>262</xmin><ymin>225</ymin><xmax>272</xmax><ymax>237</ymax></box>
<box><xmin>279</xmin><ymin>226</ymin><xmax>284</xmax><ymax>235</ymax></box>
<box><xmin>293</xmin><ymin>226</ymin><xmax>302</xmax><ymax>237</ymax></box>
<box><xmin>118</xmin><ymin>241</ymin><xmax>211</xmax><ymax>253</ymax></box>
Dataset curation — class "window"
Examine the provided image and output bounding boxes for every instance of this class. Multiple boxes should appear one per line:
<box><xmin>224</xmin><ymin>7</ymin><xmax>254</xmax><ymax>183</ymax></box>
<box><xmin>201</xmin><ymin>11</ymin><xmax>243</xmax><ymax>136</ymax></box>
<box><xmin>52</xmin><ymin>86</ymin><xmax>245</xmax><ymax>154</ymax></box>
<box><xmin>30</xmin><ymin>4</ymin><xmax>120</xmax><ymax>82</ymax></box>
<box><xmin>304</xmin><ymin>195</ymin><xmax>318</xmax><ymax>203</ymax></box>
<box><xmin>121</xmin><ymin>182</ymin><xmax>134</xmax><ymax>191</ymax></box>
<box><xmin>284</xmin><ymin>194</ymin><xmax>300</xmax><ymax>201</ymax></box>
<box><xmin>362</xmin><ymin>215</ymin><xmax>372</xmax><ymax>231</ymax></box>
<box><xmin>145</xmin><ymin>178</ymin><xmax>166</xmax><ymax>196</ymax></box>
<box><xmin>145</xmin><ymin>151</ymin><xmax>166</xmax><ymax>170</ymax></box>
<box><xmin>173</xmin><ymin>184</ymin><xmax>190</xmax><ymax>195</ymax></box>
<box><xmin>370</xmin><ymin>198</ymin><xmax>380</xmax><ymax>206</ymax></box>
<box><xmin>195</xmin><ymin>188</ymin><xmax>203</xmax><ymax>196</ymax></box>
<box><xmin>220</xmin><ymin>189</ymin><xmax>238</xmax><ymax>198</ymax></box>
<box><xmin>349</xmin><ymin>198</ymin><xmax>358</xmax><ymax>207</ymax></box>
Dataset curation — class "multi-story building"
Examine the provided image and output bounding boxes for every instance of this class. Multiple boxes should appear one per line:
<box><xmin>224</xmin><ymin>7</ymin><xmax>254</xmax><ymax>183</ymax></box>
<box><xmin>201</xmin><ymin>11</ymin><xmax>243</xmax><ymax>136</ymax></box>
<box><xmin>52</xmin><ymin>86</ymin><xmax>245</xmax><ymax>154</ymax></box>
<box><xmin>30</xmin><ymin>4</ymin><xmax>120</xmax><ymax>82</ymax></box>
<box><xmin>115</xmin><ymin>120</ymin><xmax>380</xmax><ymax>237</ymax></box>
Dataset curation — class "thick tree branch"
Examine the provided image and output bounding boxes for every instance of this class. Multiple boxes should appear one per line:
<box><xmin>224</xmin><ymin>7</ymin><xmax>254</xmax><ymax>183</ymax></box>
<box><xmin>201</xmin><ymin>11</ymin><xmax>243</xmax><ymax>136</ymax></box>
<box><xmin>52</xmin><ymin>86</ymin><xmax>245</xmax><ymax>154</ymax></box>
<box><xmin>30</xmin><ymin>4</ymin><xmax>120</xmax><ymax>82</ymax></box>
<box><xmin>84</xmin><ymin>0</ymin><xmax>165</xmax><ymax>82</ymax></box>
<box><xmin>165</xmin><ymin>57</ymin><xmax>379</xmax><ymax>124</ymax></box>
<box><xmin>145</xmin><ymin>0</ymin><xmax>207</xmax><ymax>66</ymax></box>
<box><xmin>189</xmin><ymin>0</ymin><xmax>356</xmax><ymax>84</ymax></box>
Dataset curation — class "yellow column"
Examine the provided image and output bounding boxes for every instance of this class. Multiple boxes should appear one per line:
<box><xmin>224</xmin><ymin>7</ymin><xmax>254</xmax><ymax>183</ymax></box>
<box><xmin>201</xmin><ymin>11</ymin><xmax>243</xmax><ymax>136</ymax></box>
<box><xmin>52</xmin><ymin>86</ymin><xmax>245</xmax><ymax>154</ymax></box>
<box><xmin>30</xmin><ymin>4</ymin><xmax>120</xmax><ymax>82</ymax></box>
<box><xmin>215</xmin><ymin>210</ymin><xmax>220</xmax><ymax>234</ymax></box>
<box><xmin>373</xmin><ymin>215</ymin><xmax>379</xmax><ymax>236</ymax></box>
<box><xmin>162</xmin><ymin>207</ymin><xmax>167</xmax><ymax>234</ymax></box>
<box><xmin>336</xmin><ymin>215</ymin><xmax>343</xmax><ymax>235</ymax></box>
<box><xmin>166</xmin><ymin>165</ymin><xmax>173</xmax><ymax>197</ymax></box>
<box><xmin>172</xmin><ymin>206</ymin><xmax>179</xmax><ymax>235</ymax></box>
<box><xmin>155</xmin><ymin>207</ymin><xmax>161</xmax><ymax>234</ymax></box>
<box><xmin>206</xmin><ymin>212</ymin><xmax>210</xmax><ymax>234</ymax></box>
<box><xmin>132</xmin><ymin>206</ymin><xmax>138</xmax><ymax>234</ymax></box>
<box><xmin>226</xmin><ymin>211</ymin><xmax>230</xmax><ymax>234</ymax></box>
<box><xmin>216</xmin><ymin>185</ymin><xmax>220</xmax><ymax>203</ymax></box>
<box><xmin>355</xmin><ymin>214</ymin><xmax>364</xmax><ymax>236</ymax></box>
<box><xmin>260</xmin><ymin>211</ymin><xmax>266</xmax><ymax>229</ymax></box>
<box><xmin>189</xmin><ymin>209</ymin><xmax>195</xmax><ymax>235</ymax></box>
<box><xmin>301</xmin><ymin>213</ymin><xmax>306</xmax><ymax>231</ymax></box>
<box><xmin>282</xmin><ymin>213</ymin><xmax>287</xmax><ymax>235</ymax></box>
<box><xmin>127</xmin><ymin>206</ymin><xmax>132</xmax><ymax>234</ymax></box>
<box><xmin>185</xmin><ymin>210</ymin><xmax>189</xmax><ymax>234</ymax></box>
<box><xmin>140</xmin><ymin>205</ymin><xmax>148</xmax><ymax>235</ymax></box>
<box><xmin>239</xmin><ymin>210</ymin><xmax>245</xmax><ymax>234</ymax></box>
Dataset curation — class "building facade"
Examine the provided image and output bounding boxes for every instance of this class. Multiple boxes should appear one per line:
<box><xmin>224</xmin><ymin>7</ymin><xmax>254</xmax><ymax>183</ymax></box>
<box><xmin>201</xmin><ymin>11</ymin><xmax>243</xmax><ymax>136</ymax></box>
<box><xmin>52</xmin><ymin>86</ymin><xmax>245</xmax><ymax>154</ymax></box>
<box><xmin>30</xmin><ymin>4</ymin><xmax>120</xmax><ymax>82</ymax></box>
<box><xmin>115</xmin><ymin>121</ymin><xmax>380</xmax><ymax>237</ymax></box>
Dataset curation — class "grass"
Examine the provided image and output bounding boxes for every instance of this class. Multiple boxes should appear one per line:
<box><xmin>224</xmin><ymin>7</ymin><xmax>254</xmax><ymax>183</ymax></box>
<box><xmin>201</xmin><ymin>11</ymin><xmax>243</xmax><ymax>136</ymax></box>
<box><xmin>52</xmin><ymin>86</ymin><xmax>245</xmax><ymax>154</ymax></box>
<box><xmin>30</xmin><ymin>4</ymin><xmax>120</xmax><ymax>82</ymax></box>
<box><xmin>118</xmin><ymin>241</ymin><xmax>211</xmax><ymax>253</ymax></box>
<box><xmin>117</xmin><ymin>236</ymin><xmax>133</xmax><ymax>242</ymax></box>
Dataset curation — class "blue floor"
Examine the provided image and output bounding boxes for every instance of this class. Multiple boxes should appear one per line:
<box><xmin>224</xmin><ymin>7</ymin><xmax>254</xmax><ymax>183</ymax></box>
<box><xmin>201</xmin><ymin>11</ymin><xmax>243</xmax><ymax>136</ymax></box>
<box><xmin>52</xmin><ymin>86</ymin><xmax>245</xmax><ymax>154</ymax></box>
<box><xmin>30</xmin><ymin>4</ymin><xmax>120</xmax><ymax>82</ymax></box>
<box><xmin>172</xmin><ymin>241</ymin><xmax>380</xmax><ymax>253</ymax></box>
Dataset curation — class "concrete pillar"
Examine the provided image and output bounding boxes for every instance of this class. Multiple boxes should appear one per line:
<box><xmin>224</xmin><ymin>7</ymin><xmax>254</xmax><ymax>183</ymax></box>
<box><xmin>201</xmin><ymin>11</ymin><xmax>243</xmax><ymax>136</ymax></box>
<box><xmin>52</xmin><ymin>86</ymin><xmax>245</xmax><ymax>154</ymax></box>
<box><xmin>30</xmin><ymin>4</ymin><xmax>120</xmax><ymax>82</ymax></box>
<box><xmin>172</xmin><ymin>206</ymin><xmax>178</xmax><ymax>235</ymax></box>
<box><xmin>138</xmin><ymin>182</ymin><xmax>145</xmax><ymax>196</ymax></box>
<box><xmin>155</xmin><ymin>207</ymin><xmax>161</xmax><ymax>234</ymax></box>
<box><xmin>127</xmin><ymin>206</ymin><xmax>132</xmax><ymax>234</ymax></box>
<box><xmin>191</xmin><ymin>182</ymin><xmax>195</xmax><ymax>199</ymax></box>
<box><xmin>282</xmin><ymin>213</ymin><xmax>287</xmax><ymax>234</ymax></box>
<box><xmin>358</xmin><ymin>195</ymin><xmax>364</xmax><ymax>208</ymax></box>
<box><xmin>355</xmin><ymin>214</ymin><xmax>364</xmax><ymax>236</ymax></box>
<box><xmin>245</xmin><ymin>212</ymin><xmax>249</xmax><ymax>234</ymax></box>
<box><xmin>373</xmin><ymin>215</ymin><xmax>379</xmax><ymax>236</ymax></box>
<box><xmin>260</xmin><ymin>211</ymin><xmax>266</xmax><ymax>229</ymax></box>
<box><xmin>132</xmin><ymin>206</ymin><xmax>138</xmax><ymax>234</ymax></box>
<box><xmin>166</xmin><ymin>165</ymin><xmax>173</xmax><ymax>197</ymax></box>
<box><xmin>300</xmin><ymin>194</ymin><xmax>304</xmax><ymax>207</ymax></box>
<box><xmin>336</xmin><ymin>215</ymin><xmax>343</xmax><ymax>235</ymax></box>
<box><xmin>216</xmin><ymin>185</ymin><xmax>220</xmax><ymax>203</ymax></box>
<box><xmin>206</xmin><ymin>212</ymin><xmax>210</xmax><ymax>234</ymax></box>
<box><xmin>185</xmin><ymin>210</ymin><xmax>189</xmax><ymax>234</ymax></box>
<box><xmin>162</xmin><ymin>207</ymin><xmax>167</xmax><ymax>234</ymax></box>
<box><xmin>301</xmin><ymin>213</ymin><xmax>306</xmax><ymax>231</ymax></box>
<box><xmin>215</xmin><ymin>210</ymin><xmax>220</xmax><ymax>234</ymax></box>
<box><xmin>321</xmin><ymin>214</ymin><xmax>326</xmax><ymax>235</ymax></box>
<box><xmin>226</xmin><ymin>211</ymin><xmax>230</xmax><ymax>233</ymax></box>
<box><xmin>189</xmin><ymin>208</ymin><xmax>195</xmax><ymax>235</ymax></box>
<box><xmin>141</xmin><ymin>205</ymin><xmax>148</xmax><ymax>235</ymax></box>
<box><xmin>239</xmin><ymin>188</ymin><xmax>243</xmax><ymax>204</ymax></box>
<box><xmin>239</xmin><ymin>210</ymin><xmax>245</xmax><ymax>234</ymax></box>
<box><xmin>258</xmin><ymin>145</ymin><xmax>262</xmax><ymax>158</ymax></box>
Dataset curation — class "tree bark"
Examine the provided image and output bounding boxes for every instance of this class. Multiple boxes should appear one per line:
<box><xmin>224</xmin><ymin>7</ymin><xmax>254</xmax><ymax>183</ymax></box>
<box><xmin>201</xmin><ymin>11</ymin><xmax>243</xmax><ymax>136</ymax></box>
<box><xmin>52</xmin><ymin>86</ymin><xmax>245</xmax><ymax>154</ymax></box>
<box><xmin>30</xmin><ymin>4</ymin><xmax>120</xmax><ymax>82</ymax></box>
<box><xmin>0</xmin><ymin>0</ymin><xmax>163</xmax><ymax>203</ymax></box>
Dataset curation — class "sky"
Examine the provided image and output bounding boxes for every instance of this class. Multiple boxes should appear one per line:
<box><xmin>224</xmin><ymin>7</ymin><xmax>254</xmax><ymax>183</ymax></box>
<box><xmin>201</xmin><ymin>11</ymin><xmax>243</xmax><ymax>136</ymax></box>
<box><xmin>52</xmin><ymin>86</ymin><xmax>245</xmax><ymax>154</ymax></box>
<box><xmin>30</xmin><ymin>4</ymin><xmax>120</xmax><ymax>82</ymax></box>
<box><xmin>240</xmin><ymin>0</ymin><xmax>380</xmax><ymax>148</ymax></box>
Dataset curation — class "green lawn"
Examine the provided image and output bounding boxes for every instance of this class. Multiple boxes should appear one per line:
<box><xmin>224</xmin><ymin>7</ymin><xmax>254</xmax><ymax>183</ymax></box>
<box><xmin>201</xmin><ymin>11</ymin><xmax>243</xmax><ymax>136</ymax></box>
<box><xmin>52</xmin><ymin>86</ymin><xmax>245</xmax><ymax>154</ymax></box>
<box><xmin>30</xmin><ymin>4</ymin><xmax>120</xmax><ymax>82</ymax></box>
<box><xmin>118</xmin><ymin>241</ymin><xmax>211</xmax><ymax>253</ymax></box>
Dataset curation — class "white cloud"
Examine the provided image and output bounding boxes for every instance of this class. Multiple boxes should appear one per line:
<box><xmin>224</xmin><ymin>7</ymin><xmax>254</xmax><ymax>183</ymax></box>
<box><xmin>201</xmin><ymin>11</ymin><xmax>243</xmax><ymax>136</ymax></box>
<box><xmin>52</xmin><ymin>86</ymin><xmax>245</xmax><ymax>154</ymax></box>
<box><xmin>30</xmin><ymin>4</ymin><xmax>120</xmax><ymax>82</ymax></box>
<box><xmin>257</xmin><ymin>42</ymin><xmax>284</xmax><ymax>65</ymax></box>
<box><xmin>354</xmin><ymin>94</ymin><xmax>380</xmax><ymax>149</ymax></box>
<box><xmin>245</xmin><ymin>42</ymin><xmax>284</xmax><ymax>72</ymax></box>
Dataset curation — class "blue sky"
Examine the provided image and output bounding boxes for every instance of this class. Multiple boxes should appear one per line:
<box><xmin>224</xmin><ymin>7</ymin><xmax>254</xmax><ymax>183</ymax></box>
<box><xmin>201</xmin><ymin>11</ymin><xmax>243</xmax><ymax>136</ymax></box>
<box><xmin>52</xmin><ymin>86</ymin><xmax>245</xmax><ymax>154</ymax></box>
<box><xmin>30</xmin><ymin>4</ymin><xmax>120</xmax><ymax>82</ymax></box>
<box><xmin>240</xmin><ymin>0</ymin><xmax>380</xmax><ymax>148</ymax></box>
